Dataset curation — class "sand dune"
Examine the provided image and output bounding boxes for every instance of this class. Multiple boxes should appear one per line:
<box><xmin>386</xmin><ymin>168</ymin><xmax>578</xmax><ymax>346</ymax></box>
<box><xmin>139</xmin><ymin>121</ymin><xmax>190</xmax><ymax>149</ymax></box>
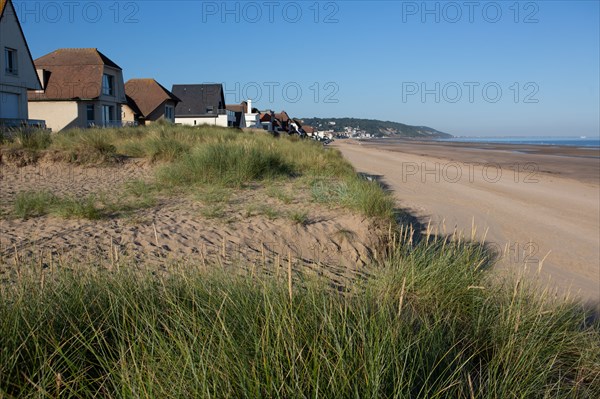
<box><xmin>0</xmin><ymin>162</ymin><xmax>379</xmax><ymax>287</ymax></box>
<box><xmin>335</xmin><ymin>140</ymin><xmax>600</xmax><ymax>302</ymax></box>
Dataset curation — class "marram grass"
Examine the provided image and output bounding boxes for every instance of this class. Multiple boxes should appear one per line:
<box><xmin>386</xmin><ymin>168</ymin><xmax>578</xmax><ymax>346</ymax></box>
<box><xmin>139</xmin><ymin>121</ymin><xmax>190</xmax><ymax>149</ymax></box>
<box><xmin>0</xmin><ymin>239</ymin><xmax>598</xmax><ymax>398</ymax></box>
<box><xmin>2</xmin><ymin>125</ymin><xmax>598</xmax><ymax>398</ymax></box>
<box><xmin>2</xmin><ymin>125</ymin><xmax>396</xmax><ymax>221</ymax></box>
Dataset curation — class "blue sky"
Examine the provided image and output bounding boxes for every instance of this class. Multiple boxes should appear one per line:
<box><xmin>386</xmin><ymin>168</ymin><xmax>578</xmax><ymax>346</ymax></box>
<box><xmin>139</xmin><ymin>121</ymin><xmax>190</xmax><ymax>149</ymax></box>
<box><xmin>15</xmin><ymin>0</ymin><xmax>600</xmax><ymax>136</ymax></box>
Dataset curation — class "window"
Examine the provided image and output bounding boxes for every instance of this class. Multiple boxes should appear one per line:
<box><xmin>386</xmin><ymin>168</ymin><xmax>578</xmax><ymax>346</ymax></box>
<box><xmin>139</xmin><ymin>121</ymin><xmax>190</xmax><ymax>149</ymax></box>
<box><xmin>206</xmin><ymin>106</ymin><xmax>214</xmax><ymax>114</ymax></box>
<box><xmin>165</xmin><ymin>105</ymin><xmax>174</xmax><ymax>120</ymax></box>
<box><xmin>4</xmin><ymin>48</ymin><xmax>17</xmax><ymax>75</ymax></box>
<box><xmin>102</xmin><ymin>105</ymin><xmax>113</xmax><ymax>125</ymax></box>
<box><xmin>86</xmin><ymin>105</ymin><xmax>95</xmax><ymax>121</ymax></box>
<box><xmin>102</xmin><ymin>74</ymin><xmax>114</xmax><ymax>96</ymax></box>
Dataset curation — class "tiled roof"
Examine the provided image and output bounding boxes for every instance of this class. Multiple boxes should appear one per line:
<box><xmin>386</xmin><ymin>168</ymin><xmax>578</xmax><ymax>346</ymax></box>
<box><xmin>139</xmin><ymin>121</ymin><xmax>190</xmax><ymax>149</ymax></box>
<box><xmin>34</xmin><ymin>48</ymin><xmax>121</xmax><ymax>69</ymax></box>
<box><xmin>274</xmin><ymin>111</ymin><xmax>290</xmax><ymax>122</ymax></box>
<box><xmin>29</xmin><ymin>48</ymin><xmax>123</xmax><ymax>101</ymax></box>
<box><xmin>125</xmin><ymin>79</ymin><xmax>180</xmax><ymax>117</ymax></box>
<box><xmin>226</xmin><ymin>102</ymin><xmax>248</xmax><ymax>113</ymax></box>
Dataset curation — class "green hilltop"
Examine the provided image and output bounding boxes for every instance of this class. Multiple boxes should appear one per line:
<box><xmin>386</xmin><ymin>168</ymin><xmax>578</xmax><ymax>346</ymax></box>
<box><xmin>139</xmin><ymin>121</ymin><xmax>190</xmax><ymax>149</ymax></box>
<box><xmin>301</xmin><ymin>117</ymin><xmax>452</xmax><ymax>138</ymax></box>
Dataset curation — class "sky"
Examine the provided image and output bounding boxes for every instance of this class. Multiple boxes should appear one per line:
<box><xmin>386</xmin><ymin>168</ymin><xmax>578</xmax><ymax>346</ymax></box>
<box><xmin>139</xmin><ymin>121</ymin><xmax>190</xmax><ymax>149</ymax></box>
<box><xmin>13</xmin><ymin>0</ymin><xmax>600</xmax><ymax>137</ymax></box>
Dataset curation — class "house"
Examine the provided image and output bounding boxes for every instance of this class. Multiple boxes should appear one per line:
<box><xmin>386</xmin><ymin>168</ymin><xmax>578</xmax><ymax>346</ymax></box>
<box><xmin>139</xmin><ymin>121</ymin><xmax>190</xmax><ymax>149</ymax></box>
<box><xmin>226</xmin><ymin>101</ymin><xmax>247</xmax><ymax>128</ymax></box>
<box><xmin>259</xmin><ymin>110</ymin><xmax>275</xmax><ymax>132</ymax></box>
<box><xmin>0</xmin><ymin>0</ymin><xmax>43</xmax><ymax>128</ymax></box>
<box><xmin>27</xmin><ymin>48</ymin><xmax>127</xmax><ymax>132</ymax></box>
<box><xmin>290</xmin><ymin>118</ymin><xmax>303</xmax><ymax>135</ymax></box>
<box><xmin>301</xmin><ymin>124</ymin><xmax>316</xmax><ymax>138</ymax></box>
<box><xmin>274</xmin><ymin>111</ymin><xmax>291</xmax><ymax>132</ymax></box>
<box><xmin>225</xmin><ymin>99</ymin><xmax>260</xmax><ymax>129</ymax></box>
<box><xmin>123</xmin><ymin>79</ymin><xmax>180</xmax><ymax>125</ymax></box>
<box><xmin>171</xmin><ymin>84</ymin><xmax>228</xmax><ymax>127</ymax></box>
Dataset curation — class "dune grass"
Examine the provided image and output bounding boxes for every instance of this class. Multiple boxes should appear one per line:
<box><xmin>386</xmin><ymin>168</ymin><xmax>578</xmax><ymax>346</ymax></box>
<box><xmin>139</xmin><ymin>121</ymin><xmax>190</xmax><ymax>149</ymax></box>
<box><xmin>12</xmin><ymin>184</ymin><xmax>158</xmax><ymax>220</ymax></box>
<box><xmin>311</xmin><ymin>177</ymin><xmax>396</xmax><ymax>220</ymax></box>
<box><xmin>1</xmin><ymin>126</ymin><xmax>599</xmax><ymax>397</ymax></box>
<box><xmin>13</xmin><ymin>191</ymin><xmax>101</xmax><ymax>220</ymax></box>
<box><xmin>1</xmin><ymin>125</ymin><xmax>395</xmax><ymax>221</ymax></box>
<box><xmin>0</xmin><ymin>239</ymin><xmax>597</xmax><ymax>398</ymax></box>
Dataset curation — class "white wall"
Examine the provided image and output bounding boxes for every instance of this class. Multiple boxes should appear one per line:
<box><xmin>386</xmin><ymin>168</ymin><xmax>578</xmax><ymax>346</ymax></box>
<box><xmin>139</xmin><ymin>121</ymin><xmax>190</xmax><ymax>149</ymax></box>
<box><xmin>244</xmin><ymin>113</ymin><xmax>260</xmax><ymax>129</ymax></box>
<box><xmin>176</xmin><ymin>114</ymin><xmax>228</xmax><ymax>127</ymax></box>
<box><xmin>28</xmin><ymin>101</ymin><xmax>78</xmax><ymax>132</ymax></box>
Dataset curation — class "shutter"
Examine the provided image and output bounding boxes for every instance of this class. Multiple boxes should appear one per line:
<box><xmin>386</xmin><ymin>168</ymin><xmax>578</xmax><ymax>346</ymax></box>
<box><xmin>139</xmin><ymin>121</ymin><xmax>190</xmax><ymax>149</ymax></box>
<box><xmin>0</xmin><ymin>92</ymin><xmax>20</xmax><ymax>118</ymax></box>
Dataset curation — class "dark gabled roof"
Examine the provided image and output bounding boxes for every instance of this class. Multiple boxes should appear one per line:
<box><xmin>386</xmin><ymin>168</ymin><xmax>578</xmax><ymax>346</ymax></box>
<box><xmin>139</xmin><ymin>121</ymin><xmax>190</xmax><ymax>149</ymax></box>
<box><xmin>125</xmin><ymin>79</ymin><xmax>180</xmax><ymax>118</ymax></box>
<box><xmin>1</xmin><ymin>0</ymin><xmax>42</xmax><ymax>90</ymax></box>
<box><xmin>171</xmin><ymin>84</ymin><xmax>226</xmax><ymax>117</ymax></box>
<box><xmin>28</xmin><ymin>48</ymin><xmax>123</xmax><ymax>101</ymax></box>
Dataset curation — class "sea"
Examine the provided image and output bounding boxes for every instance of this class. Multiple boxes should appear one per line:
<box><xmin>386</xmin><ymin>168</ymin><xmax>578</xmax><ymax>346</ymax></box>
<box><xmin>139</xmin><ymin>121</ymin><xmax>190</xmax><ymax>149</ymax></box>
<box><xmin>435</xmin><ymin>136</ymin><xmax>600</xmax><ymax>148</ymax></box>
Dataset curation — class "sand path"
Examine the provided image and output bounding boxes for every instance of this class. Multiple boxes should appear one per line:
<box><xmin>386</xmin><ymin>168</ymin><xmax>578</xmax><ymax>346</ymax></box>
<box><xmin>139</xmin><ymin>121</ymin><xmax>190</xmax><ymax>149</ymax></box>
<box><xmin>335</xmin><ymin>141</ymin><xmax>600</xmax><ymax>302</ymax></box>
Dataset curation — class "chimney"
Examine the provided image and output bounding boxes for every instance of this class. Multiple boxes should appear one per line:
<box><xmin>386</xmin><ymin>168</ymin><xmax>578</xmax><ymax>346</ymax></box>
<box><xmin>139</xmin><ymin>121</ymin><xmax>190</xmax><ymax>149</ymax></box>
<box><xmin>246</xmin><ymin>99</ymin><xmax>252</xmax><ymax>114</ymax></box>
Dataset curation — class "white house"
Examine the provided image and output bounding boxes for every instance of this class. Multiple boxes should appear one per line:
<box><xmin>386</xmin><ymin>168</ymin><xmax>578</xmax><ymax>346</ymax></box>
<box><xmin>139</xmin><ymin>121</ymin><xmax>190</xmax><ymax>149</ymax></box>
<box><xmin>226</xmin><ymin>99</ymin><xmax>260</xmax><ymax>129</ymax></box>
<box><xmin>244</xmin><ymin>99</ymin><xmax>260</xmax><ymax>129</ymax></box>
<box><xmin>0</xmin><ymin>0</ymin><xmax>43</xmax><ymax>128</ymax></box>
<box><xmin>171</xmin><ymin>84</ymin><xmax>228</xmax><ymax>127</ymax></box>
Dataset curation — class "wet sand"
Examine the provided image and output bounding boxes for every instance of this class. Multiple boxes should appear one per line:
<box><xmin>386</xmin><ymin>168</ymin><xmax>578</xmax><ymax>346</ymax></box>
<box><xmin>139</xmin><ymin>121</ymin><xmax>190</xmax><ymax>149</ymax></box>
<box><xmin>360</xmin><ymin>138</ymin><xmax>600</xmax><ymax>184</ymax></box>
<box><xmin>335</xmin><ymin>139</ymin><xmax>600</xmax><ymax>303</ymax></box>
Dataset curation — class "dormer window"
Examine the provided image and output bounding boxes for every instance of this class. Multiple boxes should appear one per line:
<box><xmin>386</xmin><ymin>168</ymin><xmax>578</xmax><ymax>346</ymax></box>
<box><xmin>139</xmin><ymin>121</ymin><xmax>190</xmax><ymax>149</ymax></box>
<box><xmin>4</xmin><ymin>48</ymin><xmax>18</xmax><ymax>75</ymax></box>
<box><xmin>102</xmin><ymin>74</ymin><xmax>114</xmax><ymax>96</ymax></box>
<box><xmin>165</xmin><ymin>105</ymin><xmax>174</xmax><ymax>120</ymax></box>
<box><xmin>206</xmin><ymin>106</ymin><xmax>214</xmax><ymax>114</ymax></box>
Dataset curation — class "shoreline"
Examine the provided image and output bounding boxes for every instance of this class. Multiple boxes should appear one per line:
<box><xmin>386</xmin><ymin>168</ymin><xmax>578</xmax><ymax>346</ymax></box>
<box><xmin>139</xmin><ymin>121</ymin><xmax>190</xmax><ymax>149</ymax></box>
<box><xmin>334</xmin><ymin>139</ymin><xmax>600</xmax><ymax>303</ymax></box>
<box><xmin>352</xmin><ymin>138</ymin><xmax>600</xmax><ymax>184</ymax></box>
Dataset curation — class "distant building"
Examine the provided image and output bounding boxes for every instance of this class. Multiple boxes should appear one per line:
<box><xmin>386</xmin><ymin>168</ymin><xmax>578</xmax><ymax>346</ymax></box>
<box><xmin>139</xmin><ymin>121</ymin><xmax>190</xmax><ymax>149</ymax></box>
<box><xmin>259</xmin><ymin>110</ymin><xmax>275</xmax><ymax>132</ymax></box>
<box><xmin>274</xmin><ymin>111</ymin><xmax>291</xmax><ymax>132</ymax></box>
<box><xmin>0</xmin><ymin>0</ymin><xmax>43</xmax><ymax>128</ymax></box>
<box><xmin>28</xmin><ymin>48</ymin><xmax>127</xmax><ymax>131</ymax></box>
<box><xmin>123</xmin><ymin>79</ymin><xmax>180</xmax><ymax>125</ymax></box>
<box><xmin>172</xmin><ymin>84</ymin><xmax>227</xmax><ymax>127</ymax></box>
<box><xmin>226</xmin><ymin>99</ymin><xmax>260</xmax><ymax>129</ymax></box>
<box><xmin>301</xmin><ymin>125</ymin><xmax>316</xmax><ymax>137</ymax></box>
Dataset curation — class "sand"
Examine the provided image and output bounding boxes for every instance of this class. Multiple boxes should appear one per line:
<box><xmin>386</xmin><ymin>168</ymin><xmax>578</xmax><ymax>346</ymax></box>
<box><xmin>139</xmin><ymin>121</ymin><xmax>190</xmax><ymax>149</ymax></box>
<box><xmin>334</xmin><ymin>139</ymin><xmax>600</xmax><ymax>302</ymax></box>
<box><xmin>0</xmin><ymin>161</ymin><xmax>379</xmax><ymax>287</ymax></box>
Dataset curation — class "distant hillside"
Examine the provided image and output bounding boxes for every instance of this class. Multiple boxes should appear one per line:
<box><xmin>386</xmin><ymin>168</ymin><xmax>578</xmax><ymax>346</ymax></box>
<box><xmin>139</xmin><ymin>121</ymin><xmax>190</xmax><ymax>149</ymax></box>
<box><xmin>300</xmin><ymin>117</ymin><xmax>452</xmax><ymax>138</ymax></box>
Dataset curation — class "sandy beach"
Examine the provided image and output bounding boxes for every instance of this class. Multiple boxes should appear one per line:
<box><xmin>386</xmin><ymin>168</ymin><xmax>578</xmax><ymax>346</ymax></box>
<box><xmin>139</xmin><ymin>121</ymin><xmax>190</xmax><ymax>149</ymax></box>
<box><xmin>335</xmin><ymin>139</ymin><xmax>600</xmax><ymax>302</ymax></box>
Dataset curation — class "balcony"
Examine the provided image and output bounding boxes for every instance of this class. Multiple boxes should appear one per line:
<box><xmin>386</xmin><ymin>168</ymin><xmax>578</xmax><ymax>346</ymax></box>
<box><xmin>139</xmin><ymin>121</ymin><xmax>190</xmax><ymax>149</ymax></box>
<box><xmin>0</xmin><ymin>118</ymin><xmax>46</xmax><ymax>129</ymax></box>
<box><xmin>204</xmin><ymin>108</ymin><xmax>227</xmax><ymax>116</ymax></box>
<box><xmin>87</xmin><ymin>121</ymin><xmax>138</xmax><ymax>128</ymax></box>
